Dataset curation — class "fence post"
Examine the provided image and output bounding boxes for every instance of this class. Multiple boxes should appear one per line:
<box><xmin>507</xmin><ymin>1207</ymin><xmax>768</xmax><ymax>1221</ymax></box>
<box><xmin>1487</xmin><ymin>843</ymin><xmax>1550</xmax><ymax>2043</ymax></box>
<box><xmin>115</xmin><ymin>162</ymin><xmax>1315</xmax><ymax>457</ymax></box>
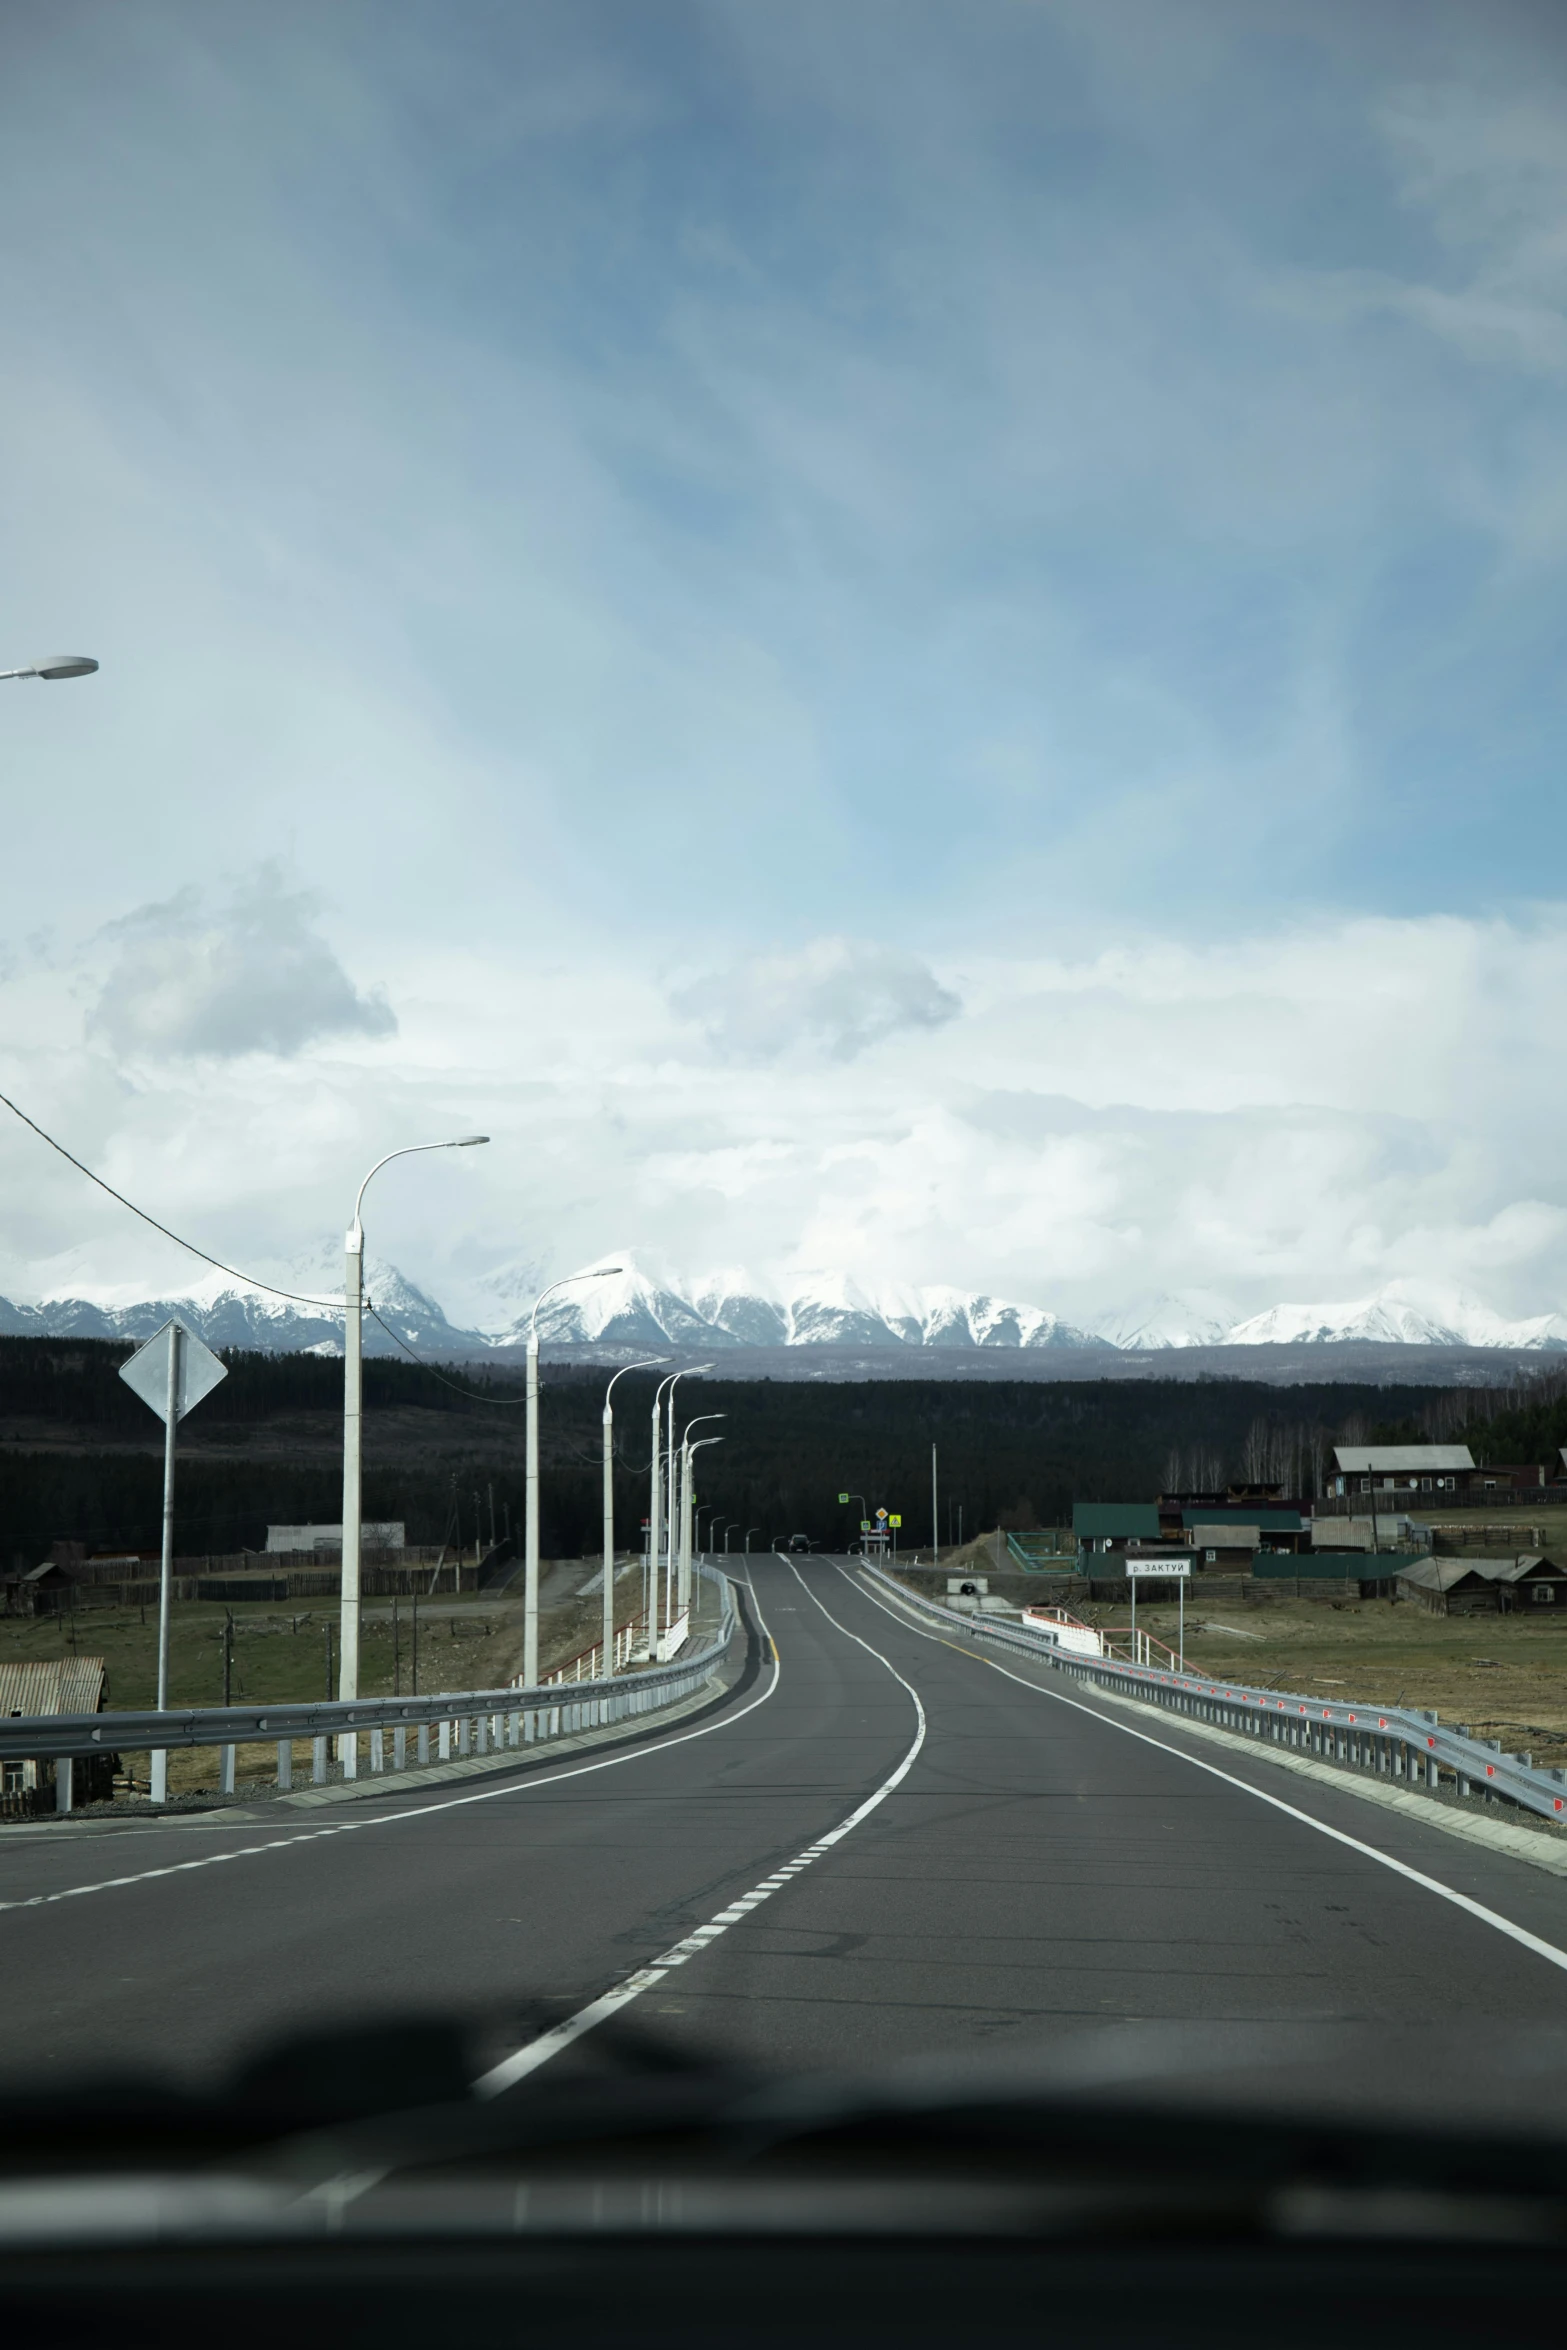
<box><xmin>276</xmin><ymin>1740</ymin><xmax>292</xmax><ymax>1790</ymax></box>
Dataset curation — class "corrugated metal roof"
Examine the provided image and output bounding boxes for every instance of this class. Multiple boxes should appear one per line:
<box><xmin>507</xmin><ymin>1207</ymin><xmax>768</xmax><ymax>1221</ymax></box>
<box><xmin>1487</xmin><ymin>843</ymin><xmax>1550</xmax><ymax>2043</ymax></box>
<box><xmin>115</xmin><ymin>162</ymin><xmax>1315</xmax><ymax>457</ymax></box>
<box><xmin>1072</xmin><ymin>1504</ymin><xmax>1161</xmax><ymax>1538</ymax></box>
<box><xmin>1183</xmin><ymin>1508</ymin><xmax>1302</xmax><ymax>1531</ymax></box>
<box><xmin>1190</xmin><ymin>1523</ymin><xmax>1261</xmax><ymax>1546</ymax></box>
<box><xmin>1254</xmin><ymin>1552</ymin><xmax>1401</xmax><ymax>1579</ymax></box>
<box><xmin>1333</xmin><ymin>1446</ymin><xmax>1474</xmax><ymax>1473</ymax></box>
<box><xmin>1398</xmin><ymin>1555</ymin><xmax>1560</xmax><ymax>1590</ymax></box>
<box><xmin>0</xmin><ymin>1657</ymin><xmax>107</xmax><ymax>1718</ymax></box>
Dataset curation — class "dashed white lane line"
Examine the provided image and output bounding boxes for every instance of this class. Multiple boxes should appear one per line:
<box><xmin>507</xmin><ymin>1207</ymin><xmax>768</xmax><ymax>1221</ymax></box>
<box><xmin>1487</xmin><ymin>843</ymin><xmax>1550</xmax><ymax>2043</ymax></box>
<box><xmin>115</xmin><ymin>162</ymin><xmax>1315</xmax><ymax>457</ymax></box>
<box><xmin>0</xmin><ymin>1578</ymin><xmax>782</xmax><ymax>1920</ymax></box>
<box><xmin>844</xmin><ymin>1566</ymin><xmax>1567</xmax><ymax>1982</ymax></box>
<box><xmin>472</xmin><ymin>1561</ymin><xmax>928</xmax><ymax>2095</ymax></box>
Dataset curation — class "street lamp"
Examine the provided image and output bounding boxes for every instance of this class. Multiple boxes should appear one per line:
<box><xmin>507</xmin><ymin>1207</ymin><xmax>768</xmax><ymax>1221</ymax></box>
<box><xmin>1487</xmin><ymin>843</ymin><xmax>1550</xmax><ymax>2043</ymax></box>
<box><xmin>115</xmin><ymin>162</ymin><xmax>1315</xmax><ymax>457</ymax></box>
<box><xmin>340</xmin><ymin>1136</ymin><xmax>488</xmax><ymax>1745</ymax></box>
<box><xmin>654</xmin><ymin>1368</ymin><xmax>709</xmax><ymax>1651</ymax></box>
<box><xmin>524</xmin><ymin>1266</ymin><xmax>623</xmax><ymax>1688</ymax></box>
<box><xmin>743</xmin><ymin>1526</ymin><xmax>761</xmax><ymax>1554</ymax></box>
<box><xmin>680</xmin><ymin>1434</ymin><xmax>725</xmax><ymax>1618</ymax></box>
<box><xmin>0</xmin><ymin>653</ymin><xmax>98</xmax><ymax>680</ymax></box>
<box><xmin>602</xmin><ymin>1358</ymin><xmax>665</xmax><ymax>1679</ymax></box>
<box><xmin>709</xmin><ymin>1517</ymin><xmax>732</xmax><ymax>1558</ymax></box>
<box><xmin>681</xmin><ymin>1416</ymin><xmax>725</xmax><ymax>1566</ymax></box>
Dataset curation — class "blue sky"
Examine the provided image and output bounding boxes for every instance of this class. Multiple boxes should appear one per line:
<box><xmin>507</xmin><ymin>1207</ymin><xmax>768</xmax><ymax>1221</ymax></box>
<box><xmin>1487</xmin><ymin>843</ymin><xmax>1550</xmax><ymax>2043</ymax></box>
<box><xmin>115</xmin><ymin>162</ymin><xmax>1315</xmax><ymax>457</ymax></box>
<box><xmin>3</xmin><ymin>2</ymin><xmax>1567</xmax><ymax>1327</ymax></box>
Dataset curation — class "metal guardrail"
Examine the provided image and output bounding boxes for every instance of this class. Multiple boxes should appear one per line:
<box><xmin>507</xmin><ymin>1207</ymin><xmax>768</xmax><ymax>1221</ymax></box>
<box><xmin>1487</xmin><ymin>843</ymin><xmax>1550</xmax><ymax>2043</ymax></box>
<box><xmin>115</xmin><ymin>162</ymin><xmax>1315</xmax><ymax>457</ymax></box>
<box><xmin>862</xmin><ymin>1562</ymin><xmax>1567</xmax><ymax>1828</ymax></box>
<box><xmin>0</xmin><ymin>1565</ymin><xmax>738</xmax><ymax>1772</ymax></box>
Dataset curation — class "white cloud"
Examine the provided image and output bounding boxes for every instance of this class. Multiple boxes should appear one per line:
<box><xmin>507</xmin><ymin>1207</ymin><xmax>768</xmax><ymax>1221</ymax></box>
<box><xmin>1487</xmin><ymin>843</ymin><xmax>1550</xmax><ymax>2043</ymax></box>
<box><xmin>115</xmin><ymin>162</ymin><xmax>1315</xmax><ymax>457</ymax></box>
<box><xmin>673</xmin><ymin>938</ymin><xmax>961</xmax><ymax>1062</ymax></box>
<box><xmin>86</xmin><ymin>866</ymin><xmax>396</xmax><ymax>1059</ymax></box>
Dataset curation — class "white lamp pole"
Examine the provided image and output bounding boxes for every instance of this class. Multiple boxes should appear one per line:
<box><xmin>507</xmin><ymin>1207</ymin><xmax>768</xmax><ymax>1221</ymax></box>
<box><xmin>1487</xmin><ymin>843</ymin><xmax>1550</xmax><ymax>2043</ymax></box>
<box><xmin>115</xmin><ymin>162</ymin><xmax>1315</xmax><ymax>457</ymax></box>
<box><xmin>657</xmin><ymin>1368</ymin><xmax>709</xmax><ymax>1636</ymax></box>
<box><xmin>602</xmin><ymin>1358</ymin><xmax>665</xmax><ymax>1678</ymax></box>
<box><xmin>648</xmin><ymin>1373</ymin><xmax>677</xmax><ymax>1660</ymax></box>
<box><xmin>681</xmin><ymin>1435</ymin><xmax>724</xmax><ymax>1617</ymax></box>
<box><xmin>744</xmin><ymin>1526</ymin><xmax>761</xmax><ymax>1554</ymax></box>
<box><xmin>679</xmin><ymin>1415</ymin><xmax>725</xmax><ymax>1606</ymax></box>
<box><xmin>524</xmin><ymin>1266</ymin><xmax>622</xmax><ymax>1688</ymax></box>
<box><xmin>340</xmin><ymin>1136</ymin><xmax>488</xmax><ymax>1748</ymax></box>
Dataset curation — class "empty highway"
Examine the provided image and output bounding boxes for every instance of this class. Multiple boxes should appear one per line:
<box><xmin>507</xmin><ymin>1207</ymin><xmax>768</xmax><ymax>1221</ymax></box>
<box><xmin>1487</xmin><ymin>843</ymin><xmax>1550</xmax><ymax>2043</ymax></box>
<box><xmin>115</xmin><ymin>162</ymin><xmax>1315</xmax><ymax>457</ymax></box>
<box><xmin>1</xmin><ymin>1552</ymin><xmax>1565</xmax><ymax>2094</ymax></box>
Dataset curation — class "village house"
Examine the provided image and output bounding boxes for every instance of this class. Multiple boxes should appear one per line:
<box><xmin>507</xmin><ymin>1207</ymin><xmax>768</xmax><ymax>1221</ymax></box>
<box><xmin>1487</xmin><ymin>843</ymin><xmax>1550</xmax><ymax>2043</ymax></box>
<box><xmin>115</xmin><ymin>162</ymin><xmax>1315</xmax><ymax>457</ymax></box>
<box><xmin>1396</xmin><ymin>1555</ymin><xmax>1567</xmax><ymax>1617</ymax></box>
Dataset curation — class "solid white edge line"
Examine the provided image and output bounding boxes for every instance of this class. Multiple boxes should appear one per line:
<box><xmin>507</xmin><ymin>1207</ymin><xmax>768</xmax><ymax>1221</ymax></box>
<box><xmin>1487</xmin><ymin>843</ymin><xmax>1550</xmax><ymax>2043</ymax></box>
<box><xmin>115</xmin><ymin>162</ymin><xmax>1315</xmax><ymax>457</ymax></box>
<box><xmin>0</xmin><ymin>1574</ymin><xmax>783</xmax><ymax>1918</ymax></box>
<box><xmin>472</xmin><ymin>1555</ymin><xmax>928</xmax><ymax>2095</ymax></box>
<box><xmin>843</xmin><ymin>1564</ymin><xmax>1567</xmax><ymax>1980</ymax></box>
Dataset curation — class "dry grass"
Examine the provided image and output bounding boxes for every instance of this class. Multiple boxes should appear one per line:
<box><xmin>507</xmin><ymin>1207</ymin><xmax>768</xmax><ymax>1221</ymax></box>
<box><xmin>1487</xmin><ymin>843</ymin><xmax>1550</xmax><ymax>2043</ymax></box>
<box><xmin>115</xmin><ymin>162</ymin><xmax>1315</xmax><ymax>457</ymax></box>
<box><xmin>1105</xmin><ymin>1597</ymin><xmax>1567</xmax><ymax>1769</ymax></box>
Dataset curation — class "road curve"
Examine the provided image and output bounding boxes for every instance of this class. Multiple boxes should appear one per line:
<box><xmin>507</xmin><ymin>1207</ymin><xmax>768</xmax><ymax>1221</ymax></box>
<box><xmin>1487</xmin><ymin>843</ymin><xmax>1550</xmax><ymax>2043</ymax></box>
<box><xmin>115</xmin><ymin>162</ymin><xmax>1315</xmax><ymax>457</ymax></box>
<box><xmin>0</xmin><ymin>1553</ymin><xmax>1564</xmax><ymax>2091</ymax></box>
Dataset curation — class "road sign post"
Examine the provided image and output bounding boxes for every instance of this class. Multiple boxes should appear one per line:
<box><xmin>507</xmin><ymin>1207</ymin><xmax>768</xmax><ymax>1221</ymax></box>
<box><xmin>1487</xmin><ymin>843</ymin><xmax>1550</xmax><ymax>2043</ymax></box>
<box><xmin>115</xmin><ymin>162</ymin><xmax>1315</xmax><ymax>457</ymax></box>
<box><xmin>1124</xmin><ymin>1558</ymin><xmax>1191</xmax><ymax>1670</ymax></box>
<box><xmin>119</xmin><ymin>1320</ymin><xmax>228</xmax><ymax>1802</ymax></box>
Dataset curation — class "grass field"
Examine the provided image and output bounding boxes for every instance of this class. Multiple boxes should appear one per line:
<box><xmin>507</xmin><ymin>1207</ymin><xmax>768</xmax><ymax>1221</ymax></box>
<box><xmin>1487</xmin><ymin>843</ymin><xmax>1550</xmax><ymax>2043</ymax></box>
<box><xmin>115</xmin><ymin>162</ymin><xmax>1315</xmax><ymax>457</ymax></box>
<box><xmin>1099</xmin><ymin>1597</ymin><xmax>1567</xmax><ymax>1770</ymax></box>
<box><xmin>1</xmin><ymin>1570</ymin><xmax>641</xmax><ymax>1796</ymax></box>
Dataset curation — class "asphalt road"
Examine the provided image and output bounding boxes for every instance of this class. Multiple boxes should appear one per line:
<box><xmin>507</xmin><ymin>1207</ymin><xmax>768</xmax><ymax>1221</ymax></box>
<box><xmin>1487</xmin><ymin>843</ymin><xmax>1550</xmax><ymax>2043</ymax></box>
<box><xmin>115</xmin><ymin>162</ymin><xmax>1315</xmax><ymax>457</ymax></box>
<box><xmin>1</xmin><ymin>1552</ymin><xmax>1565</xmax><ymax>2093</ymax></box>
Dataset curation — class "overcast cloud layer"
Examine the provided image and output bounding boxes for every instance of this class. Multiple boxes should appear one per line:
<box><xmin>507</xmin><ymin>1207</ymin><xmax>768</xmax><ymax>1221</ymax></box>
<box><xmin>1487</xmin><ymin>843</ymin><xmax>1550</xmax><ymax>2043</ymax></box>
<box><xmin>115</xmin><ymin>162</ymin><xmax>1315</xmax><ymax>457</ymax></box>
<box><xmin>3</xmin><ymin>2</ymin><xmax>1567</xmax><ymax>1331</ymax></box>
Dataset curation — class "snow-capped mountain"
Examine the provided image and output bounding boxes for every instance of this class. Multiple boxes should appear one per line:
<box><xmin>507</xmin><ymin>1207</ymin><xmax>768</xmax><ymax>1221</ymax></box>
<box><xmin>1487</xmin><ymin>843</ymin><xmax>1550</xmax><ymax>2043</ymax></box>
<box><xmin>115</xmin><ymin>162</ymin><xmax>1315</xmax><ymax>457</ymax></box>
<box><xmin>3</xmin><ymin>1250</ymin><xmax>1567</xmax><ymax>1357</ymax></box>
<box><xmin>1224</xmin><ymin>1280</ymin><xmax>1567</xmax><ymax>1352</ymax></box>
<box><xmin>1090</xmin><ymin>1293</ymin><xmax>1236</xmax><ymax>1350</ymax></box>
<box><xmin>504</xmin><ymin>1257</ymin><xmax>1099</xmax><ymax>1351</ymax></box>
<box><xmin>0</xmin><ymin>1252</ymin><xmax>463</xmax><ymax>1357</ymax></box>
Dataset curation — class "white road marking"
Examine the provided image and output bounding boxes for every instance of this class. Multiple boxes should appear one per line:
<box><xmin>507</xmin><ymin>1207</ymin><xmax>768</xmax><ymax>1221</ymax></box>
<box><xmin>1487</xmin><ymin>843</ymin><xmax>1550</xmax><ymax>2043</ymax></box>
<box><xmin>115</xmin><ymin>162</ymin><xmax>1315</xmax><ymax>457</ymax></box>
<box><xmin>472</xmin><ymin>1557</ymin><xmax>927</xmax><ymax>2095</ymax></box>
<box><xmin>0</xmin><ymin>1579</ymin><xmax>782</xmax><ymax>1919</ymax></box>
<box><xmin>846</xmin><ymin>1566</ymin><xmax>1567</xmax><ymax>1980</ymax></box>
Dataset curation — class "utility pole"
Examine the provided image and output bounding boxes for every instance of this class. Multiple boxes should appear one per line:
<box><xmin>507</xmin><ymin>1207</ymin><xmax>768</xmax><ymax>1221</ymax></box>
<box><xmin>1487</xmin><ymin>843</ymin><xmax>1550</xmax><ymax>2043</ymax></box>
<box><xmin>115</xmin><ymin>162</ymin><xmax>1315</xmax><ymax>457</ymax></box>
<box><xmin>525</xmin><ymin>1267</ymin><xmax>621</xmax><ymax>1687</ymax></box>
<box><xmin>931</xmin><ymin>1442</ymin><xmax>939</xmax><ymax>1571</ymax></box>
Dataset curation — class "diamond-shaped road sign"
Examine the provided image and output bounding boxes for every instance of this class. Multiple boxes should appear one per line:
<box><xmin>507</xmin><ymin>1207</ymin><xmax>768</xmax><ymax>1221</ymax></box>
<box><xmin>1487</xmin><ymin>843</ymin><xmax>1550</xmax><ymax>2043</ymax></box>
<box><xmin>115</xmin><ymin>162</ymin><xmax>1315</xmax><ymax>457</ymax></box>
<box><xmin>119</xmin><ymin>1319</ymin><xmax>228</xmax><ymax>1424</ymax></box>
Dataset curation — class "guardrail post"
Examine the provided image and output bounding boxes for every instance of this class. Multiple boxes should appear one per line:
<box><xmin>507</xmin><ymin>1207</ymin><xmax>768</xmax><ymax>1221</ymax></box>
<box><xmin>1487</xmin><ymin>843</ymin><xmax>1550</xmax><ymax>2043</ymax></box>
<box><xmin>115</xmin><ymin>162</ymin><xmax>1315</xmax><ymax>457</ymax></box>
<box><xmin>370</xmin><ymin>1729</ymin><xmax>384</xmax><ymax>1774</ymax></box>
<box><xmin>475</xmin><ymin>1713</ymin><xmax>489</xmax><ymax>1755</ymax></box>
<box><xmin>276</xmin><ymin>1740</ymin><xmax>292</xmax><ymax>1790</ymax></box>
<box><xmin>312</xmin><ymin>1735</ymin><xmax>328</xmax><ymax>1784</ymax></box>
<box><xmin>508</xmin><ymin>1709</ymin><xmax>521</xmax><ymax>1747</ymax></box>
<box><xmin>439</xmin><ymin>1720</ymin><xmax>451</xmax><ymax>1761</ymax></box>
<box><xmin>417</xmin><ymin>1725</ymin><xmax>430</xmax><ymax>1765</ymax></box>
<box><xmin>219</xmin><ymin>1744</ymin><xmax>235</xmax><ymax>1797</ymax></box>
<box><xmin>458</xmin><ymin>1716</ymin><xmax>471</xmax><ymax>1756</ymax></box>
<box><xmin>55</xmin><ymin>1756</ymin><xmax>72</xmax><ymax>1815</ymax></box>
<box><xmin>394</xmin><ymin>1727</ymin><xmax>407</xmax><ymax>1771</ymax></box>
<box><xmin>341</xmin><ymin>1732</ymin><xmax>357</xmax><ymax>1782</ymax></box>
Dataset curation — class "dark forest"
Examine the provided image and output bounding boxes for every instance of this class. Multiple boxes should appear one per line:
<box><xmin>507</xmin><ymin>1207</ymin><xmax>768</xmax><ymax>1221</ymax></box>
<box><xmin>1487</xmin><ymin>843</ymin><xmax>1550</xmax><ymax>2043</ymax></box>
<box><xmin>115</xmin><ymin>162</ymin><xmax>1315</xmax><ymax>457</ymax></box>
<box><xmin>3</xmin><ymin>1335</ymin><xmax>1557</xmax><ymax>1567</ymax></box>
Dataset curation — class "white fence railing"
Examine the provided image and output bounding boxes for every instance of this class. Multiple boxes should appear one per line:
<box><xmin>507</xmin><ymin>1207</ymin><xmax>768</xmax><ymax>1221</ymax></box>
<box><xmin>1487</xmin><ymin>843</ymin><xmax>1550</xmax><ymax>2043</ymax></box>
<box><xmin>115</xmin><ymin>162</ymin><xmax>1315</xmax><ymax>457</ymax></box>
<box><xmin>862</xmin><ymin>1562</ymin><xmax>1567</xmax><ymax>1828</ymax></box>
<box><xmin>4</xmin><ymin>1565</ymin><xmax>739</xmax><ymax>1815</ymax></box>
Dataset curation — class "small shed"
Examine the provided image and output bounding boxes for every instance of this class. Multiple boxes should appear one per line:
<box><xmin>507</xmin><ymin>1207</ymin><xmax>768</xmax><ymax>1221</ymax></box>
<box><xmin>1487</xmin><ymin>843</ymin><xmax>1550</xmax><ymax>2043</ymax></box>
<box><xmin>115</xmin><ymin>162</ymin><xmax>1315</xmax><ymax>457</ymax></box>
<box><xmin>0</xmin><ymin>1656</ymin><xmax>116</xmax><ymax>1808</ymax></box>
<box><xmin>1396</xmin><ymin>1555</ymin><xmax>1567</xmax><ymax>1618</ymax></box>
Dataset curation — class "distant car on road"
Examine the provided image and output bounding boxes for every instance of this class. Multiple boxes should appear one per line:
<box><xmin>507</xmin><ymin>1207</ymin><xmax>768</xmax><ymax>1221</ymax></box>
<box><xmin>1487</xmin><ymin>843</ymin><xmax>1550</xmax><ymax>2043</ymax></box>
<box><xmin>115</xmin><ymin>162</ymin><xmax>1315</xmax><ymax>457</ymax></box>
<box><xmin>787</xmin><ymin>1533</ymin><xmax>814</xmax><ymax>1552</ymax></box>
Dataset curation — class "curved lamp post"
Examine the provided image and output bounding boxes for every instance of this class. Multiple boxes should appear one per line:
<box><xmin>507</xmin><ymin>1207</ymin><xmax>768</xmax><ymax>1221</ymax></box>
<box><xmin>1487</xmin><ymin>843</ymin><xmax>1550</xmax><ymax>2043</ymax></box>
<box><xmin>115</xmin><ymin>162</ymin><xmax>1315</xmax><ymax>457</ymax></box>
<box><xmin>523</xmin><ymin>1267</ymin><xmax>623</xmax><ymax>1688</ymax></box>
<box><xmin>679</xmin><ymin>1414</ymin><xmax>726</xmax><ymax>1608</ymax></box>
<box><xmin>743</xmin><ymin>1526</ymin><xmax>762</xmax><ymax>1555</ymax></box>
<box><xmin>340</xmin><ymin>1137</ymin><xmax>488</xmax><ymax>1740</ymax></box>
<box><xmin>655</xmin><ymin>1368</ymin><xmax>709</xmax><ymax>1651</ymax></box>
<box><xmin>0</xmin><ymin>653</ymin><xmax>98</xmax><ymax>681</ymax></box>
<box><xmin>602</xmin><ymin>1358</ymin><xmax>665</xmax><ymax>1677</ymax></box>
<box><xmin>679</xmin><ymin>1434</ymin><xmax>725</xmax><ymax>1623</ymax></box>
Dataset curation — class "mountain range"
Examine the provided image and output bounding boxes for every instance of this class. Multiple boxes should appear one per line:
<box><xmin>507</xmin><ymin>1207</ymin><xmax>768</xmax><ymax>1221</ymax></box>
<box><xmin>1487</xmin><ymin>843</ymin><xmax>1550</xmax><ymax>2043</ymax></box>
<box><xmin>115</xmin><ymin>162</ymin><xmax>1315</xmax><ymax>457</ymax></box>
<box><xmin>2</xmin><ymin>1254</ymin><xmax>1566</xmax><ymax>1358</ymax></box>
